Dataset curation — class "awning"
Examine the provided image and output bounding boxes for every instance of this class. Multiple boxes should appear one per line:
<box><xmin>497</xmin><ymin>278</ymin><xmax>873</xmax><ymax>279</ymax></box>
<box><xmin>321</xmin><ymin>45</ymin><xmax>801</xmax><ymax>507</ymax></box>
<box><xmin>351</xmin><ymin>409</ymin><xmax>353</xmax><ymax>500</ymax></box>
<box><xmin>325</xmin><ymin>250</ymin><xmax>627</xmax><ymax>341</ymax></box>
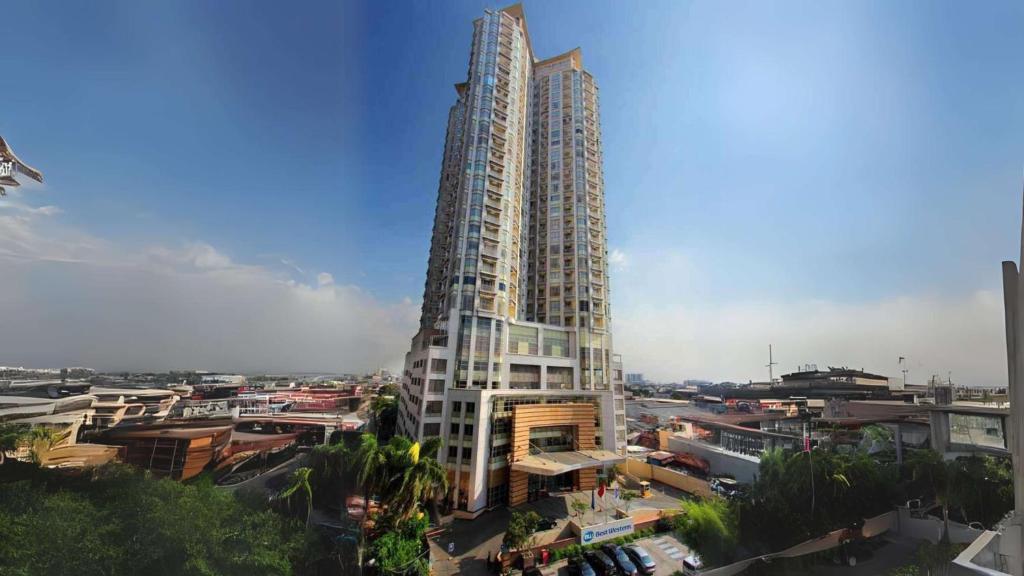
<box><xmin>511</xmin><ymin>449</ymin><xmax>625</xmax><ymax>476</ymax></box>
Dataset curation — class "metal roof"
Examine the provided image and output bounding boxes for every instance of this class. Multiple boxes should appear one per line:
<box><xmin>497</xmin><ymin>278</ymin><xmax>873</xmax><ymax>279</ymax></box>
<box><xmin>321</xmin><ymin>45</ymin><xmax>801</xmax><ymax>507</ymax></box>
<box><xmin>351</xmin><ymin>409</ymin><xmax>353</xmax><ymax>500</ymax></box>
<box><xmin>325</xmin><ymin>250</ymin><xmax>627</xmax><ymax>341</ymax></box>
<box><xmin>510</xmin><ymin>449</ymin><xmax>624</xmax><ymax>476</ymax></box>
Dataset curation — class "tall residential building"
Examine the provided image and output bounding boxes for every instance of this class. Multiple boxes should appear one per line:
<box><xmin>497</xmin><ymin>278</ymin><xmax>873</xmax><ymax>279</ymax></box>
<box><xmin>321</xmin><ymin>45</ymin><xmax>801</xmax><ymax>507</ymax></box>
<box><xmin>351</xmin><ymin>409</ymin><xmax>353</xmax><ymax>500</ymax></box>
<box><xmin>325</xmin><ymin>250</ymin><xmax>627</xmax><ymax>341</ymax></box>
<box><xmin>397</xmin><ymin>4</ymin><xmax>626</xmax><ymax>518</ymax></box>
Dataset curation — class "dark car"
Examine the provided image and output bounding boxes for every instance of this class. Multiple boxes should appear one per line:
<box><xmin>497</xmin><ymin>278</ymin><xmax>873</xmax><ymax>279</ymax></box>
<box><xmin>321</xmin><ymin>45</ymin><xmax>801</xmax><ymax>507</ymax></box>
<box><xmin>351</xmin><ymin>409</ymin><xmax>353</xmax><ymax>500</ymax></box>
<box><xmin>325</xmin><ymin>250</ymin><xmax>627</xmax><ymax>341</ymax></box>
<box><xmin>534</xmin><ymin>516</ymin><xmax>558</xmax><ymax>532</ymax></box>
<box><xmin>600</xmin><ymin>544</ymin><xmax>638</xmax><ymax>576</ymax></box>
<box><xmin>584</xmin><ymin>549</ymin><xmax>619</xmax><ymax>576</ymax></box>
<box><xmin>623</xmin><ymin>544</ymin><xmax>656</xmax><ymax>575</ymax></box>
<box><xmin>523</xmin><ymin>568</ymin><xmax>543</xmax><ymax>576</ymax></box>
<box><xmin>568</xmin><ymin>555</ymin><xmax>597</xmax><ymax>576</ymax></box>
<box><xmin>710</xmin><ymin>476</ymin><xmax>748</xmax><ymax>499</ymax></box>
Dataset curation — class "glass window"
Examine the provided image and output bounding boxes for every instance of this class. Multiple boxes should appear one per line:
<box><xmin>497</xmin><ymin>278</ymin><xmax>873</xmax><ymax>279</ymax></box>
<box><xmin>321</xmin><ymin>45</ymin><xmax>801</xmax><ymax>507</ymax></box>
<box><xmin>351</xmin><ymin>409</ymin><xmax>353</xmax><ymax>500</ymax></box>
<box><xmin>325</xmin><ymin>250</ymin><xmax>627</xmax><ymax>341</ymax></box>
<box><xmin>949</xmin><ymin>413</ymin><xmax>1006</xmax><ymax>449</ymax></box>
<box><xmin>508</xmin><ymin>324</ymin><xmax>539</xmax><ymax>355</ymax></box>
<box><xmin>543</xmin><ymin>329</ymin><xmax>570</xmax><ymax>357</ymax></box>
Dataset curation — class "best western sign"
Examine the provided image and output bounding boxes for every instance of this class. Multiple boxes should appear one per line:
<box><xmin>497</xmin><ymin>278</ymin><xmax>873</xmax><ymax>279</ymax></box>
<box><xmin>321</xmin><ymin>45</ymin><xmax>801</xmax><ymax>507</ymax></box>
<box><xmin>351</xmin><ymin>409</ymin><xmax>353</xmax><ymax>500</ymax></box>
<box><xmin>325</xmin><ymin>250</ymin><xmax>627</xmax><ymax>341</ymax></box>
<box><xmin>579</xmin><ymin>517</ymin><xmax>635</xmax><ymax>545</ymax></box>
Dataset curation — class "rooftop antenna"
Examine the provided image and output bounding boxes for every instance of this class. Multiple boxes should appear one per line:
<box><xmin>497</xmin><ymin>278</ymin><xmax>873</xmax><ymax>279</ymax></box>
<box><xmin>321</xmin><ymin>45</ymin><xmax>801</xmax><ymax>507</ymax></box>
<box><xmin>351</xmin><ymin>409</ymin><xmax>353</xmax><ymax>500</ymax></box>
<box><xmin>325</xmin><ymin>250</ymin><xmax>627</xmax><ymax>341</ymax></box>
<box><xmin>766</xmin><ymin>345</ymin><xmax>777</xmax><ymax>383</ymax></box>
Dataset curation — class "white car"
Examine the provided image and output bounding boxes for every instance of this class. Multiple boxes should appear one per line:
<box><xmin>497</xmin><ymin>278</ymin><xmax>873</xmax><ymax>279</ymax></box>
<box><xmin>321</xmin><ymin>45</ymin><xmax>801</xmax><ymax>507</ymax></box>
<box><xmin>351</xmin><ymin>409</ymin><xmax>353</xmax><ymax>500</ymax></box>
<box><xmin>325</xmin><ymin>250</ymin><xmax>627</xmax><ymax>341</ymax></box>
<box><xmin>681</xmin><ymin>554</ymin><xmax>703</xmax><ymax>575</ymax></box>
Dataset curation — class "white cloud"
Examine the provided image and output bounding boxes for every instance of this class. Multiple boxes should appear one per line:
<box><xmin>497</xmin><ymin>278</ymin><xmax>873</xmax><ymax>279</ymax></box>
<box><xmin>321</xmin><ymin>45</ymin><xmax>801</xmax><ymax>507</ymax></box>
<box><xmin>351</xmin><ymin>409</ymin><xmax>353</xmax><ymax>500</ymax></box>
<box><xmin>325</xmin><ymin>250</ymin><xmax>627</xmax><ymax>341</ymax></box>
<box><xmin>0</xmin><ymin>209</ymin><xmax>418</xmax><ymax>373</ymax></box>
<box><xmin>608</xmin><ymin>248</ymin><xmax>629</xmax><ymax>271</ymax></box>
<box><xmin>27</xmin><ymin>205</ymin><xmax>61</xmax><ymax>216</ymax></box>
<box><xmin>612</xmin><ymin>249</ymin><xmax>1009</xmax><ymax>387</ymax></box>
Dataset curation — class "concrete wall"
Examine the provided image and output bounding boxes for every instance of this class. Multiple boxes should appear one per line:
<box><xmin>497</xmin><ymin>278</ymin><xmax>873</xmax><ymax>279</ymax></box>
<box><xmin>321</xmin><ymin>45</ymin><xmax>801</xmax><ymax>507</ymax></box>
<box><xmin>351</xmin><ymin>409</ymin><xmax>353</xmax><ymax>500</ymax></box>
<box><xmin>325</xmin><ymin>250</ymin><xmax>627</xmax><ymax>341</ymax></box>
<box><xmin>895</xmin><ymin>506</ymin><xmax>984</xmax><ymax>545</ymax></box>
<box><xmin>666</xmin><ymin>436</ymin><xmax>760</xmax><ymax>484</ymax></box>
<box><xmin>622</xmin><ymin>458</ymin><xmax>713</xmax><ymax>499</ymax></box>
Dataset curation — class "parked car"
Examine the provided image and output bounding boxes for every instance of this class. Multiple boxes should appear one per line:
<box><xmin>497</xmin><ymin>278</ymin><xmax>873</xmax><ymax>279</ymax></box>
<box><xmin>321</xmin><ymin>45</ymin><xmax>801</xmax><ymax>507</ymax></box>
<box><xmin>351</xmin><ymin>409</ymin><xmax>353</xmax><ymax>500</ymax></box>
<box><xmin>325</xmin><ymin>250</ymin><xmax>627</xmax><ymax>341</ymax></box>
<box><xmin>710</xmin><ymin>476</ymin><xmax>748</xmax><ymax>499</ymax></box>
<box><xmin>623</xmin><ymin>544</ymin><xmax>656</xmax><ymax>575</ymax></box>
<box><xmin>568</xmin><ymin>555</ymin><xmax>597</xmax><ymax>576</ymax></box>
<box><xmin>681</xmin><ymin>554</ymin><xmax>703</xmax><ymax>575</ymax></box>
<box><xmin>534</xmin><ymin>516</ymin><xmax>558</xmax><ymax>532</ymax></box>
<box><xmin>600</xmin><ymin>544</ymin><xmax>638</xmax><ymax>576</ymax></box>
<box><xmin>584</xmin><ymin>550</ymin><xmax>619</xmax><ymax>576</ymax></box>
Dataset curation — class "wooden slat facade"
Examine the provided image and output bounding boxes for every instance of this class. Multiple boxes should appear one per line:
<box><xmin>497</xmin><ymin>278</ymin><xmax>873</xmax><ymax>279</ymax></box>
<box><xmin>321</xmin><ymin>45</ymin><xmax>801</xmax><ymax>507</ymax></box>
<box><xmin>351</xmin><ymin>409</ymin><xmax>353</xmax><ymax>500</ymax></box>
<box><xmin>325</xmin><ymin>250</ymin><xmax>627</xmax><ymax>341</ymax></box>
<box><xmin>509</xmin><ymin>403</ymin><xmax>598</xmax><ymax>506</ymax></box>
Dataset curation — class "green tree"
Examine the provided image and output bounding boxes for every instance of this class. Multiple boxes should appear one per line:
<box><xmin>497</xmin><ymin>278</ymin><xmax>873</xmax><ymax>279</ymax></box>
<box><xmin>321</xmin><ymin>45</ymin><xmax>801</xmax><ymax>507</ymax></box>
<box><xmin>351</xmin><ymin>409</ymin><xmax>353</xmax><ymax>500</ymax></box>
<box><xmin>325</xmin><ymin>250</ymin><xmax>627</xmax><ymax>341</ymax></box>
<box><xmin>370</xmin><ymin>515</ymin><xmax>429</xmax><ymax>576</ymax></box>
<box><xmin>0</xmin><ymin>423</ymin><xmax>30</xmax><ymax>466</ymax></box>
<box><xmin>308</xmin><ymin>441</ymin><xmax>352</xmax><ymax>509</ymax></box>
<box><xmin>570</xmin><ymin>498</ymin><xmax>588</xmax><ymax>520</ymax></box>
<box><xmin>354</xmin><ymin>434</ymin><xmax>448</xmax><ymax>526</ymax></box>
<box><xmin>504</xmin><ymin>510</ymin><xmax>542</xmax><ymax>551</ymax></box>
<box><xmin>390</xmin><ymin>437</ymin><xmax>447</xmax><ymax>523</ymax></box>
<box><xmin>278</xmin><ymin>467</ymin><xmax>314</xmax><ymax>527</ymax></box>
<box><xmin>0</xmin><ymin>462</ymin><xmax>319</xmax><ymax>575</ymax></box>
<box><xmin>674</xmin><ymin>498</ymin><xmax>737</xmax><ymax>567</ymax></box>
<box><xmin>371</xmin><ymin>392</ymin><xmax>399</xmax><ymax>441</ymax></box>
<box><xmin>619</xmin><ymin>489</ymin><xmax>638</xmax><ymax>512</ymax></box>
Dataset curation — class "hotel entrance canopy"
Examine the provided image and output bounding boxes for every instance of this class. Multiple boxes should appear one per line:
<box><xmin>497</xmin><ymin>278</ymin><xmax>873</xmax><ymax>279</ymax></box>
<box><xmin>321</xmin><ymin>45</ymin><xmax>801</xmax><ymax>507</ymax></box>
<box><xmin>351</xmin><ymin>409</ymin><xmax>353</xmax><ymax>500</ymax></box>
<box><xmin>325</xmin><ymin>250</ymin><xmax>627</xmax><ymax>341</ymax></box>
<box><xmin>511</xmin><ymin>449</ymin><xmax>625</xmax><ymax>476</ymax></box>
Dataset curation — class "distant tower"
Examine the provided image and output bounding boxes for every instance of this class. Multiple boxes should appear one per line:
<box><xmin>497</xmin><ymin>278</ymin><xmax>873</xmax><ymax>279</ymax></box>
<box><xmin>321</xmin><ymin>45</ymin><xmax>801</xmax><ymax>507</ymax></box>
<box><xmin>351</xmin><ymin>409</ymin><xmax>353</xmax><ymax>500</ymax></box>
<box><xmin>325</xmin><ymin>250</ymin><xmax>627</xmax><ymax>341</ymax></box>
<box><xmin>974</xmin><ymin>190</ymin><xmax>1024</xmax><ymax>574</ymax></box>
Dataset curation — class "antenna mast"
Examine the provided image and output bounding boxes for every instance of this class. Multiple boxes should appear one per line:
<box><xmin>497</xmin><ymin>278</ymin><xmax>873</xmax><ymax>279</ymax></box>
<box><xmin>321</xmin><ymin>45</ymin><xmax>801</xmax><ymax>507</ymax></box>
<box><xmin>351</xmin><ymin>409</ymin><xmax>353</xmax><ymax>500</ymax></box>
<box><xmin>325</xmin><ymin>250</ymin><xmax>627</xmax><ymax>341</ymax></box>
<box><xmin>767</xmin><ymin>345</ymin><xmax>778</xmax><ymax>383</ymax></box>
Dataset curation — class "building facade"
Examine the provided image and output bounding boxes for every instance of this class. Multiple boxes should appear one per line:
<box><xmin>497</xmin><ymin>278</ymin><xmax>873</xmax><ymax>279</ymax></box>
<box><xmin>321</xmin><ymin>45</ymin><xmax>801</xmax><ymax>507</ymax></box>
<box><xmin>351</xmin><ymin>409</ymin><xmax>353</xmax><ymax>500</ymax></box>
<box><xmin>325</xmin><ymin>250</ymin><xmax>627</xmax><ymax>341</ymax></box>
<box><xmin>397</xmin><ymin>4</ymin><xmax>626</xmax><ymax>516</ymax></box>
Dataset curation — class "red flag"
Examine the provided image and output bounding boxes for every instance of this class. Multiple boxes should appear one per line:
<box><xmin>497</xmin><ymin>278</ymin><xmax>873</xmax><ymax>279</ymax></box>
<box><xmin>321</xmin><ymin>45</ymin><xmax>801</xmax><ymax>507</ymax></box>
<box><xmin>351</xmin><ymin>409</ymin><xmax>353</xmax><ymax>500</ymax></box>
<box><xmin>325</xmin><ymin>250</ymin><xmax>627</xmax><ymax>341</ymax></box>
<box><xmin>598</xmin><ymin>482</ymin><xmax>605</xmax><ymax>498</ymax></box>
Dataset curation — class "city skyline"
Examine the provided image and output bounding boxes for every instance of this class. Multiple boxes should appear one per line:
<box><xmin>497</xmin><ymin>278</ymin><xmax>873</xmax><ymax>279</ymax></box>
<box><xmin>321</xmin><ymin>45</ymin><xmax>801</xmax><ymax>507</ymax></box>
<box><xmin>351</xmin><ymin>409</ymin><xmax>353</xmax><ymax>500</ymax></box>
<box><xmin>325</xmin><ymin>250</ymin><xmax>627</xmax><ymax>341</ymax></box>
<box><xmin>1</xmin><ymin>0</ymin><xmax>1023</xmax><ymax>385</ymax></box>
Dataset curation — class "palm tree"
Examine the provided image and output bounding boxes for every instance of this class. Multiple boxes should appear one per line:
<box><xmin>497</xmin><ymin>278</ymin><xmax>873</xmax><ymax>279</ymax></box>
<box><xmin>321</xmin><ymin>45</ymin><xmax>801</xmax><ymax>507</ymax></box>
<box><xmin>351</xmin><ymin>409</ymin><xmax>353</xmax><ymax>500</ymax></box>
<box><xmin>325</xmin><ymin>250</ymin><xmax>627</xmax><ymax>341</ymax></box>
<box><xmin>354</xmin><ymin>434</ymin><xmax>448</xmax><ymax>525</ymax></box>
<box><xmin>392</xmin><ymin>436</ymin><xmax>447</xmax><ymax>522</ymax></box>
<box><xmin>355</xmin><ymin>434</ymin><xmax>389</xmax><ymax>502</ymax></box>
<box><xmin>279</xmin><ymin>466</ymin><xmax>314</xmax><ymax>527</ymax></box>
<box><xmin>309</xmin><ymin>442</ymin><xmax>351</xmax><ymax>508</ymax></box>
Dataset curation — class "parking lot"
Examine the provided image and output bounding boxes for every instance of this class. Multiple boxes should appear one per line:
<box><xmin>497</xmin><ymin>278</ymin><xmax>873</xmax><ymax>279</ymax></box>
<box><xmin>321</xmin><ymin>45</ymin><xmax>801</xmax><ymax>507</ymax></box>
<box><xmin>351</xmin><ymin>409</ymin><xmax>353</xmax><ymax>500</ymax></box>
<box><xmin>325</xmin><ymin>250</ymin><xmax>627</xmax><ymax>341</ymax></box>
<box><xmin>536</xmin><ymin>533</ymin><xmax>692</xmax><ymax>576</ymax></box>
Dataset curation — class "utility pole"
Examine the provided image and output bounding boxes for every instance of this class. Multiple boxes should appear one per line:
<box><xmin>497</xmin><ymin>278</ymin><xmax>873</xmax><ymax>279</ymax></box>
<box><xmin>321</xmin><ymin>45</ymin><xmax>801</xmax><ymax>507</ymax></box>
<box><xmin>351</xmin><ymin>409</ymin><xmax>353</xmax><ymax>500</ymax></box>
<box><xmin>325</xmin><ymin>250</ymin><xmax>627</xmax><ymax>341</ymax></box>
<box><xmin>899</xmin><ymin>356</ymin><xmax>908</xmax><ymax>388</ymax></box>
<box><xmin>766</xmin><ymin>345</ymin><xmax>778</xmax><ymax>383</ymax></box>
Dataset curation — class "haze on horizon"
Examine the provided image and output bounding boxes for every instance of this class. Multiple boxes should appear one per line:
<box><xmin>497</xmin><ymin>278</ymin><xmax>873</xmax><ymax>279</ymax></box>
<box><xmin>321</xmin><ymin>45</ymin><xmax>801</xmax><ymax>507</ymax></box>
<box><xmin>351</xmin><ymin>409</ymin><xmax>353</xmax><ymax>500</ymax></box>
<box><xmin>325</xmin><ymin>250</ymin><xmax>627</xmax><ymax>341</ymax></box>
<box><xmin>1</xmin><ymin>0</ymin><xmax>1022</xmax><ymax>386</ymax></box>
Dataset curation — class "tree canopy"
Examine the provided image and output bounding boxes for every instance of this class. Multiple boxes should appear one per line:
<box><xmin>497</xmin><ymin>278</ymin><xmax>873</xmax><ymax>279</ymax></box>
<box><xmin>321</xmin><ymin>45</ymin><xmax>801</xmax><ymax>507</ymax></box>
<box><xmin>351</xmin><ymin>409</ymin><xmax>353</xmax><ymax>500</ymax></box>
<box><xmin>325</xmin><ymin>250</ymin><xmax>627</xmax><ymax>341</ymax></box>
<box><xmin>674</xmin><ymin>498</ymin><xmax>738</xmax><ymax>567</ymax></box>
<box><xmin>0</xmin><ymin>463</ymin><xmax>321</xmax><ymax>576</ymax></box>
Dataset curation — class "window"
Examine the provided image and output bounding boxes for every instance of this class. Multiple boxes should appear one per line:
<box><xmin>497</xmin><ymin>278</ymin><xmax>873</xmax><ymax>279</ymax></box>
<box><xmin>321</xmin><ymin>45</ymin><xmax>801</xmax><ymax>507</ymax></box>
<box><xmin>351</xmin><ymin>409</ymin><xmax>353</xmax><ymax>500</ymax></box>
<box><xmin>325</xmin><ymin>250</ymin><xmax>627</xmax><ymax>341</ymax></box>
<box><xmin>425</xmin><ymin>401</ymin><xmax>443</xmax><ymax>416</ymax></box>
<box><xmin>449</xmin><ymin>446</ymin><xmax>458</xmax><ymax>458</ymax></box>
<box><xmin>462</xmin><ymin>446</ymin><xmax>473</xmax><ymax>460</ymax></box>
<box><xmin>430</xmin><ymin>359</ymin><xmax>448</xmax><ymax>373</ymax></box>
<box><xmin>509</xmin><ymin>364</ymin><xmax>541</xmax><ymax>390</ymax></box>
<box><xmin>465</xmin><ymin>402</ymin><xmax>475</xmax><ymax>414</ymax></box>
<box><xmin>464</xmin><ymin>424</ymin><xmax>474</xmax><ymax>436</ymax></box>
<box><xmin>423</xmin><ymin>423</ymin><xmax>440</xmax><ymax>437</ymax></box>
<box><xmin>508</xmin><ymin>324</ymin><xmax>539</xmax><ymax>355</ymax></box>
<box><xmin>450</xmin><ymin>422</ymin><xmax>461</xmax><ymax>435</ymax></box>
<box><xmin>452</xmin><ymin>401</ymin><xmax>462</xmax><ymax>413</ymax></box>
<box><xmin>544</xmin><ymin>329</ymin><xmax>570</xmax><ymax>357</ymax></box>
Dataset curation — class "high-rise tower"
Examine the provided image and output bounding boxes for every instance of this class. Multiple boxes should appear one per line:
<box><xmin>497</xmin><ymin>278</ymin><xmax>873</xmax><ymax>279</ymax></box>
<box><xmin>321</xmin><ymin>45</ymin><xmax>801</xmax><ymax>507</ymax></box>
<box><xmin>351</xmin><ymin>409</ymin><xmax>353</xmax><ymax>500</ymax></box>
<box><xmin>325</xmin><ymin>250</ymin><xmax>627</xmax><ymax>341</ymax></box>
<box><xmin>398</xmin><ymin>4</ymin><xmax>626</xmax><ymax>517</ymax></box>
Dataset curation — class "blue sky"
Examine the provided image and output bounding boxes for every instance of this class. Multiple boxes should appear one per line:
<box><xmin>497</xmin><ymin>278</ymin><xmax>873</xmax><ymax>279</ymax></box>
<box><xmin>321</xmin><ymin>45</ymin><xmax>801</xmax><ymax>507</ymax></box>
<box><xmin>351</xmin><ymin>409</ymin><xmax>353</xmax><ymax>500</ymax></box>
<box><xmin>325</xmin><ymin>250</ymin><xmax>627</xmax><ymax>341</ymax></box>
<box><xmin>1</xmin><ymin>1</ymin><xmax>1022</xmax><ymax>383</ymax></box>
